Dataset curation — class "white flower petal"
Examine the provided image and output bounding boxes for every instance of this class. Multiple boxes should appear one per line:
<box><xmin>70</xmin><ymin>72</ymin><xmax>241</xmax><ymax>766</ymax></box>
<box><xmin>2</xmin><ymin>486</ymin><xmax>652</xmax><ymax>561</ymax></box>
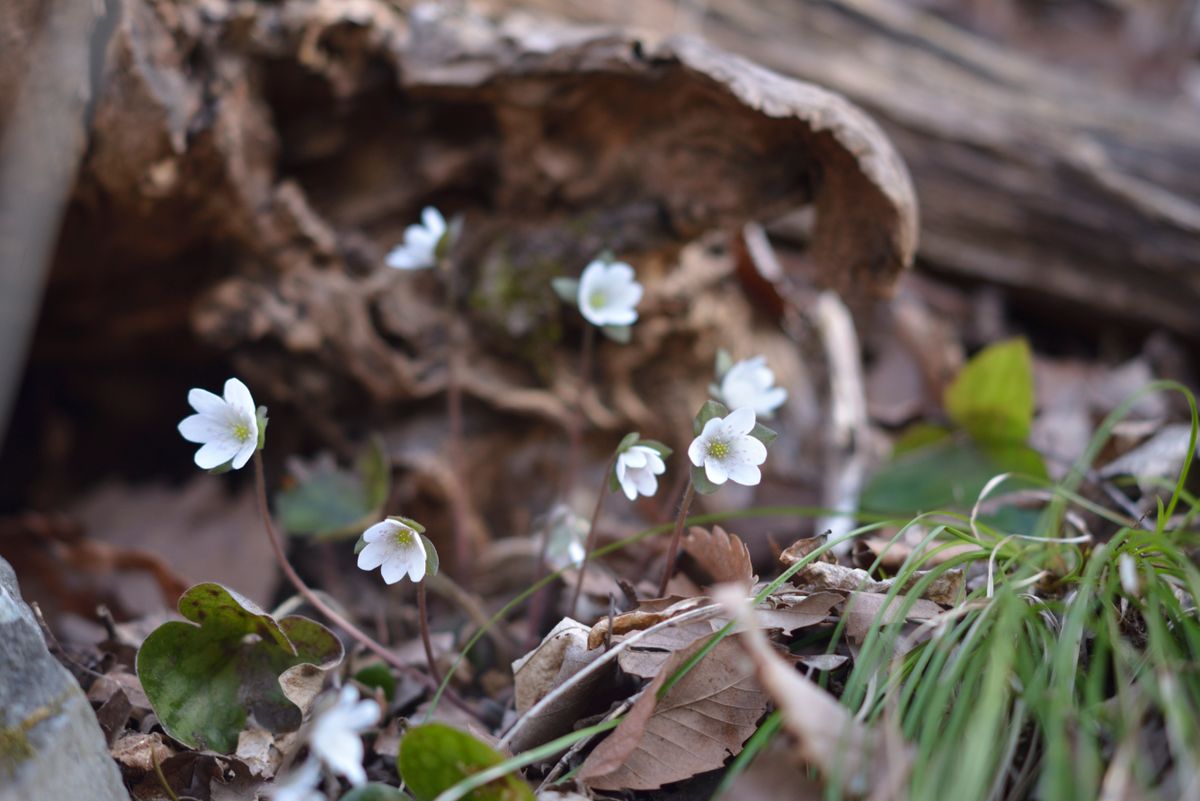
<box><xmin>231</xmin><ymin>439</ymin><xmax>257</xmax><ymax>470</ymax></box>
<box><xmin>271</xmin><ymin>758</ymin><xmax>323</xmax><ymax>801</ymax></box>
<box><xmin>687</xmin><ymin>435</ymin><xmax>707</xmax><ymax>467</ymax></box>
<box><xmin>634</xmin><ymin>470</ymin><xmax>658</xmax><ymax>496</ymax></box>
<box><xmin>704</xmin><ymin>457</ymin><xmax>729</xmax><ymax>485</ymax></box>
<box><xmin>178</xmin><ymin>414</ymin><xmax>227</xmax><ymax>444</ymax></box>
<box><xmin>188</xmin><ymin>388</ymin><xmax>226</xmax><ymax>416</ymax></box>
<box><xmin>600</xmin><ymin>307</ymin><xmax>637</xmax><ymax>326</ymax></box>
<box><xmin>724</xmin><ymin>406</ymin><xmax>757</xmax><ymax>436</ymax></box>
<box><xmin>644</xmin><ymin>450</ymin><xmax>667</xmax><ymax>473</ymax></box>
<box><xmin>621</xmin><ymin>448</ymin><xmax>649</xmax><ymax>469</ymax></box>
<box><xmin>314</xmin><ymin>729</ymin><xmax>366</xmax><ymax>786</ymax></box>
<box><xmin>422</xmin><ymin>206</ymin><xmax>446</xmax><ymax>237</ymax></box>
<box><xmin>194</xmin><ymin>439</ymin><xmax>240</xmax><ymax>469</ymax></box>
<box><xmin>361</xmin><ymin>520</ymin><xmax>398</xmax><ymax>544</ymax></box>
<box><xmin>357</xmin><ymin>540</ymin><xmax>389</xmax><ymax>571</ymax></box>
<box><xmin>223</xmin><ymin>378</ymin><xmax>256</xmax><ymax>417</ymax></box>
<box><xmin>732</xmin><ymin>435</ymin><xmax>768</xmax><ymax>466</ymax></box>
<box><xmin>385</xmin><ymin>246</ymin><xmax>420</xmax><ymax>270</ymax></box>
<box><xmin>379</xmin><ymin>553</ymin><xmax>413</xmax><ymax>584</ymax></box>
<box><xmin>725</xmin><ymin>461</ymin><xmax>761</xmax><ymax>486</ymax></box>
<box><xmin>619</xmin><ymin>474</ymin><xmax>638</xmax><ymax>501</ymax></box>
<box><xmin>757</xmin><ymin>386</ymin><xmax>787</xmax><ymax>415</ymax></box>
<box><xmin>699</xmin><ymin>416</ymin><xmax>725</xmax><ymax>440</ymax></box>
<box><xmin>405</xmin><ymin>553</ymin><xmax>427</xmax><ymax>584</ymax></box>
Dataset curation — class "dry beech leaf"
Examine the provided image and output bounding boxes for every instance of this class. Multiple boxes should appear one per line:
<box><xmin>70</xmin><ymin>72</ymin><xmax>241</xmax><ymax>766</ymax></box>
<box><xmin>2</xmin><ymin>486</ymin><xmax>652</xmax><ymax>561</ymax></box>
<box><xmin>587</xmin><ymin>597</ymin><xmax>708</xmax><ymax>650</ymax></box>
<box><xmin>715</xmin><ymin>587</ymin><xmax>913</xmax><ymax>797</ymax></box>
<box><xmin>510</xmin><ymin>618</ymin><xmax>615</xmax><ymax>752</ymax></box>
<box><xmin>754</xmin><ymin>592</ymin><xmax>842</xmax><ymax>632</ymax></box>
<box><xmin>842</xmin><ymin>591</ymin><xmax>944</xmax><ymax>646</ymax></box>
<box><xmin>110</xmin><ymin>732</ymin><xmax>175</xmax><ymax>773</ymax></box>
<box><xmin>790</xmin><ymin>561</ymin><xmax>964</xmax><ymax>606</ymax></box>
<box><xmin>684</xmin><ymin>526</ymin><xmax>756</xmax><ymax>586</ymax></box>
<box><xmin>579</xmin><ymin>636</ymin><xmax>769</xmax><ymax>791</ymax></box>
<box><xmin>852</xmin><ymin>536</ymin><xmax>978</xmax><ymax>573</ymax></box>
<box><xmin>779</xmin><ymin>536</ymin><xmax>839</xmax><ymax>567</ymax></box>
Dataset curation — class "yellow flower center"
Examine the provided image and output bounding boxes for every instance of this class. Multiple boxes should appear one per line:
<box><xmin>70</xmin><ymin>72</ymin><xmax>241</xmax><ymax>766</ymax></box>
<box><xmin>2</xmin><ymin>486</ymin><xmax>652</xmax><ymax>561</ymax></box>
<box><xmin>394</xmin><ymin>528</ymin><xmax>415</xmax><ymax>547</ymax></box>
<box><xmin>588</xmin><ymin>290</ymin><xmax>608</xmax><ymax>309</ymax></box>
<box><xmin>706</xmin><ymin>439</ymin><xmax>730</xmax><ymax>460</ymax></box>
<box><xmin>232</xmin><ymin>422</ymin><xmax>252</xmax><ymax>443</ymax></box>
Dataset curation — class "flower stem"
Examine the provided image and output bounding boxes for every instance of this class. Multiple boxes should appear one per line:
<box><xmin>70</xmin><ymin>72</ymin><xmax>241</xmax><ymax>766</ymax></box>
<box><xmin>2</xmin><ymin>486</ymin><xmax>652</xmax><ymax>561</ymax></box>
<box><xmin>562</xmin><ymin>324</ymin><xmax>596</xmax><ymax>498</ymax></box>
<box><xmin>568</xmin><ymin>449</ymin><xmax>618</xmax><ymax>618</ymax></box>
<box><xmin>416</xmin><ymin>579</ymin><xmax>443</xmax><ymax>687</ymax></box>
<box><xmin>657</xmin><ymin>482</ymin><xmax>696</xmax><ymax>597</ymax></box>
<box><xmin>251</xmin><ymin>452</ymin><xmax>473</xmax><ymax>712</ymax></box>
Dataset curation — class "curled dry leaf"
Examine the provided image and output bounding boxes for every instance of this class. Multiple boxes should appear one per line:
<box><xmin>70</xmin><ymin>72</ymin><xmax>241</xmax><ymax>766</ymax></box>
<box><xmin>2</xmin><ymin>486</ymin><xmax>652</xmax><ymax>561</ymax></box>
<box><xmin>586</xmin><ymin>597</ymin><xmax>709</xmax><ymax>651</ymax></box>
<box><xmin>509</xmin><ymin>618</ymin><xmax>616</xmax><ymax>752</ymax></box>
<box><xmin>715</xmin><ymin>586</ymin><xmax>913</xmax><ymax>797</ymax></box>
<box><xmin>779</xmin><ymin>536</ymin><xmax>838</xmax><ymax>567</ymax></box>
<box><xmin>683</xmin><ymin>526</ymin><xmax>756</xmax><ymax>587</ymax></box>
<box><xmin>842</xmin><ymin>591</ymin><xmax>944</xmax><ymax>647</ymax></box>
<box><xmin>788</xmin><ymin>560</ymin><xmax>964</xmax><ymax>606</ymax></box>
<box><xmin>579</xmin><ymin>636</ymin><xmax>769</xmax><ymax>791</ymax></box>
<box><xmin>110</xmin><ymin>732</ymin><xmax>175</xmax><ymax>773</ymax></box>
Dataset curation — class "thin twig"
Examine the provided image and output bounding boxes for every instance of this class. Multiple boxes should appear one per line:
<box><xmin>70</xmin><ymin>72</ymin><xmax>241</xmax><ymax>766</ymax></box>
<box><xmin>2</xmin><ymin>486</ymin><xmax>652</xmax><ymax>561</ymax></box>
<box><xmin>416</xmin><ymin>580</ymin><xmax>443</xmax><ymax>687</ymax></box>
<box><xmin>657</xmin><ymin>482</ymin><xmax>696</xmax><ymax>597</ymax></box>
<box><xmin>568</xmin><ymin>450</ymin><xmax>618</xmax><ymax>618</ymax></box>
<box><xmin>251</xmin><ymin>452</ymin><xmax>475</xmax><ymax>714</ymax></box>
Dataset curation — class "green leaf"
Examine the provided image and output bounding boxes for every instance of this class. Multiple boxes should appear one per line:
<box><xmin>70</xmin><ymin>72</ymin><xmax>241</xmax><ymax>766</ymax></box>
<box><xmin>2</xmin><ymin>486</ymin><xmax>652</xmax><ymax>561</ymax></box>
<box><xmin>340</xmin><ymin>783</ymin><xmax>410</xmax><ymax>801</ymax></box>
<box><xmin>551</xmin><ymin>277</ymin><xmax>579</xmax><ymax>304</ymax></box>
<box><xmin>419</xmin><ymin>533</ymin><xmax>440</xmax><ymax>578</ymax></box>
<box><xmin>860</xmin><ymin>436</ymin><xmax>1047</xmax><ymax>516</ymax></box>
<box><xmin>750</xmin><ymin>422</ymin><xmax>778</xmax><ymax>446</ymax></box>
<box><xmin>600</xmin><ymin>324</ymin><xmax>632</xmax><ymax>344</ymax></box>
<box><xmin>892</xmin><ymin>423</ymin><xmax>952</xmax><ymax>455</ymax></box>
<box><xmin>616</xmin><ymin>431</ymin><xmax>641</xmax><ymax>454</ymax></box>
<box><xmin>353</xmin><ymin>663</ymin><xmax>397</xmax><ymax>703</ymax></box>
<box><xmin>276</xmin><ymin>439</ymin><xmax>392</xmax><ymax>540</ymax></box>
<box><xmin>944</xmin><ymin>338</ymin><xmax>1034</xmax><ymax>445</ymax></box>
<box><xmin>714</xmin><ymin>348</ymin><xmax>734</xmax><ymax>379</ymax></box>
<box><xmin>691</xmin><ymin>464</ymin><xmax>721</xmax><ymax>496</ymax></box>
<box><xmin>693</xmin><ymin>400</ymin><xmax>730</xmax><ymax>435</ymax></box>
<box><xmin>136</xmin><ymin>583</ymin><xmax>343</xmax><ymax>753</ymax></box>
<box><xmin>398</xmin><ymin>723</ymin><xmax>534</xmax><ymax>801</ymax></box>
<box><xmin>256</xmin><ymin>406</ymin><xmax>270</xmax><ymax>450</ymax></box>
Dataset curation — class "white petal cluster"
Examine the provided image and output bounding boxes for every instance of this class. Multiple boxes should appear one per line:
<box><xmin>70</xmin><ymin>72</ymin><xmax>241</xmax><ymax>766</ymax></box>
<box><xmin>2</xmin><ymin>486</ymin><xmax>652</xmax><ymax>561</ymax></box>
<box><xmin>720</xmin><ymin>356</ymin><xmax>787</xmax><ymax>418</ymax></box>
<box><xmin>178</xmin><ymin>378</ymin><xmax>259</xmax><ymax>470</ymax></box>
<box><xmin>308</xmin><ymin>686</ymin><xmax>380</xmax><ymax>786</ymax></box>
<box><xmin>385</xmin><ymin>207</ymin><xmax>446</xmax><ymax>270</ymax></box>
<box><xmin>615</xmin><ymin>445</ymin><xmax>666</xmax><ymax>500</ymax></box>
<box><xmin>577</xmin><ymin>258</ymin><xmax>642</xmax><ymax>327</ymax></box>
<box><xmin>270</xmin><ymin>758</ymin><xmax>324</xmax><ymax>801</ymax></box>
<box><xmin>687</xmin><ymin>407</ymin><xmax>767</xmax><ymax>487</ymax></box>
<box><xmin>357</xmin><ymin>518</ymin><xmax>427</xmax><ymax>584</ymax></box>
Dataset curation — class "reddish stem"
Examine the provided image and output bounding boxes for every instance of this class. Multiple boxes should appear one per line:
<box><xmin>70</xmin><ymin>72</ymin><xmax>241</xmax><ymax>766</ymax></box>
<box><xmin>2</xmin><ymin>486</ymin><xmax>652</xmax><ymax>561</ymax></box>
<box><xmin>568</xmin><ymin>449</ymin><xmax>618</xmax><ymax>618</ymax></box>
<box><xmin>657</xmin><ymin>482</ymin><xmax>696</xmax><ymax>597</ymax></box>
<box><xmin>417</xmin><ymin>580</ymin><xmax>442</xmax><ymax>687</ymax></box>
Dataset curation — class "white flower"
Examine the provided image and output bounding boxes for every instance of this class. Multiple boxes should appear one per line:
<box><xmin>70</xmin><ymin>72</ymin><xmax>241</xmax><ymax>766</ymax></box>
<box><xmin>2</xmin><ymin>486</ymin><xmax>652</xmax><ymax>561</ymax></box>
<box><xmin>270</xmin><ymin>758</ymin><xmax>325</xmax><ymax>801</ymax></box>
<box><xmin>357</xmin><ymin>518</ymin><xmax>427</xmax><ymax>584</ymax></box>
<box><xmin>687</xmin><ymin>407</ymin><xmax>767</xmax><ymax>487</ymax></box>
<box><xmin>1118</xmin><ymin>552</ymin><xmax>1139</xmax><ymax>596</ymax></box>
<box><xmin>577</xmin><ymin>258</ymin><xmax>642</xmax><ymax>327</ymax></box>
<box><xmin>178</xmin><ymin>378</ymin><xmax>259</xmax><ymax>470</ymax></box>
<box><xmin>720</xmin><ymin>356</ymin><xmax>787</xmax><ymax>418</ymax></box>
<box><xmin>542</xmin><ymin>504</ymin><xmax>588</xmax><ymax>570</ymax></box>
<box><xmin>308</xmin><ymin>685</ymin><xmax>380</xmax><ymax>787</ymax></box>
<box><xmin>615</xmin><ymin>445</ymin><xmax>666</xmax><ymax>501</ymax></box>
<box><xmin>385</xmin><ymin>207</ymin><xmax>446</xmax><ymax>270</ymax></box>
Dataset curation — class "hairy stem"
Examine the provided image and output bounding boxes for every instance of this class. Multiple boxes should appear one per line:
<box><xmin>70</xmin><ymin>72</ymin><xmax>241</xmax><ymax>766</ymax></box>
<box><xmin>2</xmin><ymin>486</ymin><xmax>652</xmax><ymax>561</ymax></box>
<box><xmin>417</xmin><ymin>579</ymin><xmax>443</xmax><ymax>687</ymax></box>
<box><xmin>568</xmin><ymin>449</ymin><xmax>619</xmax><ymax>618</ymax></box>
<box><xmin>658</xmin><ymin>482</ymin><xmax>696</xmax><ymax>597</ymax></box>
<box><xmin>251</xmin><ymin>452</ymin><xmax>473</xmax><ymax>712</ymax></box>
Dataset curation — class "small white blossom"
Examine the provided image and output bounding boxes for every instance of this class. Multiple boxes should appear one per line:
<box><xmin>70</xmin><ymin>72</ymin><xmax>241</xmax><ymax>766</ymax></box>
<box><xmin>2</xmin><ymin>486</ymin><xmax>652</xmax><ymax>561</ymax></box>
<box><xmin>385</xmin><ymin>207</ymin><xmax>446</xmax><ymax>270</ymax></box>
<box><xmin>177</xmin><ymin>378</ymin><xmax>259</xmax><ymax>470</ymax></box>
<box><xmin>542</xmin><ymin>504</ymin><xmax>588</xmax><ymax>569</ymax></box>
<box><xmin>615</xmin><ymin>445</ymin><xmax>666</xmax><ymax>501</ymax></box>
<box><xmin>308</xmin><ymin>685</ymin><xmax>380</xmax><ymax>787</ymax></box>
<box><xmin>577</xmin><ymin>258</ymin><xmax>642</xmax><ymax>327</ymax></box>
<box><xmin>687</xmin><ymin>407</ymin><xmax>767</xmax><ymax>487</ymax></box>
<box><xmin>720</xmin><ymin>356</ymin><xmax>787</xmax><ymax>418</ymax></box>
<box><xmin>357</xmin><ymin>518</ymin><xmax>427</xmax><ymax>584</ymax></box>
<box><xmin>270</xmin><ymin>758</ymin><xmax>324</xmax><ymax>801</ymax></box>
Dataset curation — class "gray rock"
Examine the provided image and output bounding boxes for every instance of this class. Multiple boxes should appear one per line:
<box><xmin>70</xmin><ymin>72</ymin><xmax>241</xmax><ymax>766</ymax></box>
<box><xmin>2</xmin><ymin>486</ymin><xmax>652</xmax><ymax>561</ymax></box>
<box><xmin>1</xmin><ymin>557</ymin><xmax>129</xmax><ymax>801</ymax></box>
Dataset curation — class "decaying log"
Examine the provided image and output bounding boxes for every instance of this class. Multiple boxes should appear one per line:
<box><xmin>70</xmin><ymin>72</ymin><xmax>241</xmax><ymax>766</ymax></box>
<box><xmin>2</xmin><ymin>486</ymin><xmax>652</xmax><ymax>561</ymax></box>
<box><xmin>505</xmin><ymin>0</ymin><xmax>1200</xmax><ymax>337</ymax></box>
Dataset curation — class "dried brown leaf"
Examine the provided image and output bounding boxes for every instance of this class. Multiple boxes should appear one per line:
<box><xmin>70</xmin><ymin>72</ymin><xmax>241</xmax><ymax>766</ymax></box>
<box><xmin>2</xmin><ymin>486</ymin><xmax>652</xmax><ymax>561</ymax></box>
<box><xmin>780</xmin><ymin>536</ymin><xmax>838</xmax><ymax>567</ymax></box>
<box><xmin>683</xmin><ymin>526</ymin><xmax>756</xmax><ymax>587</ymax></box>
<box><xmin>715</xmin><ymin>587</ymin><xmax>912</xmax><ymax>797</ymax></box>
<box><xmin>842</xmin><ymin>591</ymin><xmax>944</xmax><ymax>646</ymax></box>
<box><xmin>510</xmin><ymin>618</ymin><xmax>616</xmax><ymax>752</ymax></box>
<box><xmin>790</xmin><ymin>561</ymin><xmax>964</xmax><ymax>606</ymax></box>
<box><xmin>586</xmin><ymin>597</ymin><xmax>708</xmax><ymax>650</ymax></box>
<box><xmin>579</xmin><ymin>636</ymin><xmax>768</xmax><ymax>791</ymax></box>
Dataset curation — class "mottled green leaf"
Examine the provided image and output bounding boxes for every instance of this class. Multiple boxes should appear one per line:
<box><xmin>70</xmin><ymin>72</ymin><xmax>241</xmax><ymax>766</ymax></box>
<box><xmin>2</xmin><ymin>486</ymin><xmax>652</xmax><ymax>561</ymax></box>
<box><xmin>136</xmin><ymin>583</ymin><xmax>343</xmax><ymax>752</ymax></box>
<box><xmin>398</xmin><ymin>723</ymin><xmax>533</xmax><ymax>801</ymax></box>
<box><xmin>945</xmin><ymin>339</ymin><xmax>1034</xmax><ymax>445</ymax></box>
<box><xmin>276</xmin><ymin>439</ymin><xmax>391</xmax><ymax>540</ymax></box>
<box><xmin>340</xmin><ymin>783</ymin><xmax>410</xmax><ymax>801</ymax></box>
<box><xmin>693</xmin><ymin>400</ymin><xmax>730</xmax><ymax>435</ymax></box>
<box><xmin>353</xmin><ymin>663</ymin><xmax>397</xmax><ymax>703</ymax></box>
